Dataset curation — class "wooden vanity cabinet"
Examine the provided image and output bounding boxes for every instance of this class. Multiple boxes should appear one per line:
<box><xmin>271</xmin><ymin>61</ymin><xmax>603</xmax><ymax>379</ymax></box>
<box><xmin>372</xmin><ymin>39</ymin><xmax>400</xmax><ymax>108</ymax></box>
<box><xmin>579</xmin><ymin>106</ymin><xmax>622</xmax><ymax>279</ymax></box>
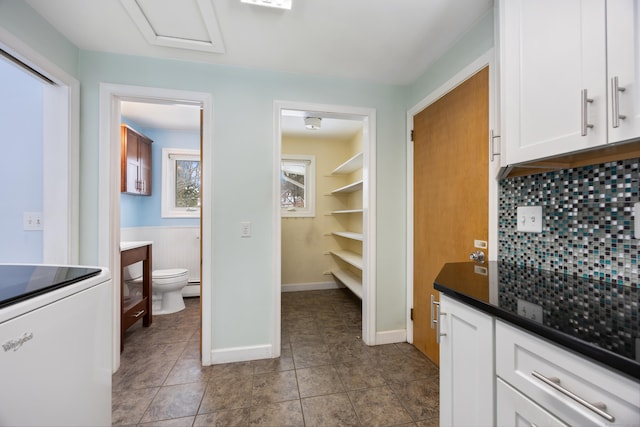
<box><xmin>121</xmin><ymin>124</ymin><xmax>153</xmax><ymax>195</ymax></box>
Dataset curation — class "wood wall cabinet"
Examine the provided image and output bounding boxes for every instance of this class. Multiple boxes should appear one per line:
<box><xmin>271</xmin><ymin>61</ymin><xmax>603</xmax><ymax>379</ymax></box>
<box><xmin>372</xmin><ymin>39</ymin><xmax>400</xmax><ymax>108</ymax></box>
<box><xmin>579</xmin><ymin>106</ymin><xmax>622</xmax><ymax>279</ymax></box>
<box><xmin>498</xmin><ymin>0</ymin><xmax>639</xmax><ymax>166</ymax></box>
<box><xmin>121</xmin><ymin>124</ymin><xmax>153</xmax><ymax>195</ymax></box>
<box><xmin>328</xmin><ymin>152</ymin><xmax>364</xmax><ymax>299</ymax></box>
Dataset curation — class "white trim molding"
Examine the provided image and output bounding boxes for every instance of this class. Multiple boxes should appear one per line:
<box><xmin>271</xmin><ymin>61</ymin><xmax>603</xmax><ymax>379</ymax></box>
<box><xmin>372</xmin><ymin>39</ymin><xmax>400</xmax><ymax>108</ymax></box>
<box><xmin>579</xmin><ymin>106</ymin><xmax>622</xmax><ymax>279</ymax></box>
<box><xmin>99</xmin><ymin>83</ymin><xmax>213</xmax><ymax>371</ymax></box>
<box><xmin>211</xmin><ymin>344</ymin><xmax>273</xmax><ymax>364</ymax></box>
<box><xmin>0</xmin><ymin>25</ymin><xmax>80</xmax><ymax>265</ymax></box>
<box><xmin>406</xmin><ymin>49</ymin><xmax>498</xmax><ymax>344</ymax></box>
<box><xmin>281</xmin><ymin>281</ymin><xmax>340</xmax><ymax>293</ymax></box>
<box><xmin>274</xmin><ymin>100</ymin><xmax>377</xmax><ymax>348</ymax></box>
<box><xmin>375</xmin><ymin>329</ymin><xmax>408</xmax><ymax>345</ymax></box>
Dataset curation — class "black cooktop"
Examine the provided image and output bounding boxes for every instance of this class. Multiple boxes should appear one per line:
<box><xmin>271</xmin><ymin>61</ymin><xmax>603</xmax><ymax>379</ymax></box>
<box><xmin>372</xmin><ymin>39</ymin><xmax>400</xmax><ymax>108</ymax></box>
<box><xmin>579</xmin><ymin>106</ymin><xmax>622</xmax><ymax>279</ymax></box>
<box><xmin>0</xmin><ymin>265</ymin><xmax>101</xmax><ymax>309</ymax></box>
<box><xmin>434</xmin><ymin>262</ymin><xmax>640</xmax><ymax>380</ymax></box>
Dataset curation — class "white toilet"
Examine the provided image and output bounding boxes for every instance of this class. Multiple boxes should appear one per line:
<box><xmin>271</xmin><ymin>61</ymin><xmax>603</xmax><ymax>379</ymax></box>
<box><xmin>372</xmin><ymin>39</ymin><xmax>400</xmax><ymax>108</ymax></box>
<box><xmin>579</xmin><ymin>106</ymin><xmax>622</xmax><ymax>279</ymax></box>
<box><xmin>124</xmin><ymin>263</ymin><xmax>189</xmax><ymax>315</ymax></box>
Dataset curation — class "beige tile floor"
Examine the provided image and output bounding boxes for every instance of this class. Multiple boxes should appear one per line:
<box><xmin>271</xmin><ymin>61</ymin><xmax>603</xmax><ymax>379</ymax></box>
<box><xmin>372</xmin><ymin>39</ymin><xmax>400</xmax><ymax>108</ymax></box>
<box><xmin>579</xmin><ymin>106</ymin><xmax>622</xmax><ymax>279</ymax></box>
<box><xmin>112</xmin><ymin>289</ymin><xmax>439</xmax><ymax>426</ymax></box>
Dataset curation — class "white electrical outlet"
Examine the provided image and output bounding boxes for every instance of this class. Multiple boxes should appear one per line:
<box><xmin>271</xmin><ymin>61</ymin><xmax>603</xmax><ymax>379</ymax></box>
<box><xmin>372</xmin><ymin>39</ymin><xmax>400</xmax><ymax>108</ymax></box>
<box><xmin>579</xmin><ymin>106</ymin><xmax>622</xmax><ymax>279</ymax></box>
<box><xmin>517</xmin><ymin>299</ymin><xmax>543</xmax><ymax>324</ymax></box>
<box><xmin>23</xmin><ymin>212</ymin><xmax>43</xmax><ymax>231</ymax></box>
<box><xmin>516</xmin><ymin>206</ymin><xmax>543</xmax><ymax>233</ymax></box>
<box><xmin>635</xmin><ymin>202</ymin><xmax>640</xmax><ymax>239</ymax></box>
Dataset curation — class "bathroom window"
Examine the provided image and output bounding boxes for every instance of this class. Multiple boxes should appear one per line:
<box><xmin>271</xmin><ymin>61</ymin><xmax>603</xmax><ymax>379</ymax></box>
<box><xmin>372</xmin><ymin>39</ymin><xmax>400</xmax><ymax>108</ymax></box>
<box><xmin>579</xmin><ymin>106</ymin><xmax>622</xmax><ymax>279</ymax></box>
<box><xmin>281</xmin><ymin>154</ymin><xmax>315</xmax><ymax>217</ymax></box>
<box><xmin>162</xmin><ymin>148</ymin><xmax>201</xmax><ymax>218</ymax></box>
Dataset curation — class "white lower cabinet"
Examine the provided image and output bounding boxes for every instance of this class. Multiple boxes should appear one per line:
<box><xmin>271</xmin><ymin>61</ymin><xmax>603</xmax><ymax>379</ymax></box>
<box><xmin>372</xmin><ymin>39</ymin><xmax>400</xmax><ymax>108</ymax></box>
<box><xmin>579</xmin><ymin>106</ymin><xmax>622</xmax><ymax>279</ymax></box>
<box><xmin>439</xmin><ymin>295</ymin><xmax>495</xmax><ymax>426</ymax></box>
<box><xmin>497</xmin><ymin>378</ymin><xmax>568</xmax><ymax>427</ymax></box>
<box><xmin>439</xmin><ymin>297</ymin><xmax>640</xmax><ymax>427</ymax></box>
<box><xmin>496</xmin><ymin>320</ymin><xmax>640</xmax><ymax>426</ymax></box>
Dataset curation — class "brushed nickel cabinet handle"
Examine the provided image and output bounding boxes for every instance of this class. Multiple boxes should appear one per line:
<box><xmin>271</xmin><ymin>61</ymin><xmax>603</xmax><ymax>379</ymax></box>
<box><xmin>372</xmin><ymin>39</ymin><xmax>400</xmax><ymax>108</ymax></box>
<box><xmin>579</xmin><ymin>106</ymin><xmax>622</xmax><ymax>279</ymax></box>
<box><xmin>581</xmin><ymin>89</ymin><xmax>594</xmax><ymax>136</ymax></box>
<box><xmin>611</xmin><ymin>76</ymin><xmax>626</xmax><ymax>128</ymax></box>
<box><xmin>490</xmin><ymin>129</ymin><xmax>501</xmax><ymax>162</ymax></box>
<box><xmin>436</xmin><ymin>303</ymin><xmax>446</xmax><ymax>344</ymax></box>
<box><xmin>132</xmin><ymin>310</ymin><xmax>145</xmax><ymax>318</ymax></box>
<box><xmin>531</xmin><ymin>370</ymin><xmax>615</xmax><ymax>422</ymax></box>
<box><xmin>430</xmin><ymin>294</ymin><xmax>437</xmax><ymax>329</ymax></box>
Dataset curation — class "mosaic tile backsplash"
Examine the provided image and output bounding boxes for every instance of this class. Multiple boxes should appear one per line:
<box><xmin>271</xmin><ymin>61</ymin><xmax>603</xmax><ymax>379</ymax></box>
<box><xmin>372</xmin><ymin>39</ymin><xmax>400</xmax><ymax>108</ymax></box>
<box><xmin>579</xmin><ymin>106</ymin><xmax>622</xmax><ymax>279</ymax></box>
<box><xmin>499</xmin><ymin>157</ymin><xmax>639</xmax><ymax>287</ymax></box>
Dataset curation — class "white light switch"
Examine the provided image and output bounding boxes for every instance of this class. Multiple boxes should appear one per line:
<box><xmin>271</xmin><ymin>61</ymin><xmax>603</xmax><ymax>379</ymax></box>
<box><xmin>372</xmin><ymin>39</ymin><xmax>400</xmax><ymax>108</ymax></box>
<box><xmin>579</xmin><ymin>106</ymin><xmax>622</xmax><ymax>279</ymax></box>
<box><xmin>634</xmin><ymin>202</ymin><xmax>640</xmax><ymax>239</ymax></box>
<box><xmin>516</xmin><ymin>206</ymin><xmax>543</xmax><ymax>233</ymax></box>
<box><xmin>240</xmin><ymin>221</ymin><xmax>252</xmax><ymax>238</ymax></box>
<box><xmin>23</xmin><ymin>212</ymin><xmax>43</xmax><ymax>231</ymax></box>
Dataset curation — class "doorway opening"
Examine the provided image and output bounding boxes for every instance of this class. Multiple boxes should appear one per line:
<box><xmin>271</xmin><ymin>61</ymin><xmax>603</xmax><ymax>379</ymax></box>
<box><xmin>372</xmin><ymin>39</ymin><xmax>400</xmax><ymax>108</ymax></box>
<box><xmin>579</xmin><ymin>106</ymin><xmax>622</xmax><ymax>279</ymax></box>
<box><xmin>273</xmin><ymin>101</ymin><xmax>377</xmax><ymax>353</ymax></box>
<box><xmin>99</xmin><ymin>84</ymin><xmax>213</xmax><ymax>371</ymax></box>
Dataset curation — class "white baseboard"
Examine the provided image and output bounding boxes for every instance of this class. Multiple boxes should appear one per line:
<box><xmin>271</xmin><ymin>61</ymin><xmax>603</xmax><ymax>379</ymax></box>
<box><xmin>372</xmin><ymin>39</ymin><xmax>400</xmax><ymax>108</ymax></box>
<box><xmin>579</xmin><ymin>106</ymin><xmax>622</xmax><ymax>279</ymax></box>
<box><xmin>281</xmin><ymin>281</ymin><xmax>341</xmax><ymax>292</ymax></box>
<box><xmin>375</xmin><ymin>329</ymin><xmax>407</xmax><ymax>345</ymax></box>
<box><xmin>211</xmin><ymin>344</ymin><xmax>274</xmax><ymax>364</ymax></box>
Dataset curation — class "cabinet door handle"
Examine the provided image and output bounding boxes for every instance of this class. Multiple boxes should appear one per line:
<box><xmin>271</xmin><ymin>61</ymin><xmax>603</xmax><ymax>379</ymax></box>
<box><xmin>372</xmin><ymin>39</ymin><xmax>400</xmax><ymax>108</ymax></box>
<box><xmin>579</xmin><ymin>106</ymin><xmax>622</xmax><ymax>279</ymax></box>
<box><xmin>581</xmin><ymin>89</ymin><xmax>594</xmax><ymax>136</ymax></box>
<box><xmin>531</xmin><ymin>370</ymin><xmax>615</xmax><ymax>422</ymax></box>
<box><xmin>611</xmin><ymin>76</ymin><xmax>626</xmax><ymax>128</ymax></box>
<box><xmin>430</xmin><ymin>294</ymin><xmax>438</xmax><ymax>329</ymax></box>
<box><xmin>490</xmin><ymin>129</ymin><xmax>501</xmax><ymax>162</ymax></box>
<box><xmin>132</xmin><ymin>310</ymin><xmax>145</xmax><ymax>318</ymax></box>
<box><xmin>436</xmin><ymin>303</ymin><xmax>446</xmax><ymax>344</ymax></box>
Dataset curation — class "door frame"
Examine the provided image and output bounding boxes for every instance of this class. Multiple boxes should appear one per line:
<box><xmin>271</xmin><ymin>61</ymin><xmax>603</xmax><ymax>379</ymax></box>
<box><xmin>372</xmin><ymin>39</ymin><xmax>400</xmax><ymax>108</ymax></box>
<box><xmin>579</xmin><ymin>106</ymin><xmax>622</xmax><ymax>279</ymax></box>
<box><xmin>0</xmin><ymin>26</ymin><xmax>80</xmax><ymax>265</ymax></box>
<box><xmin>273</xmin><ymin>100</ymin><xmax>377</xmax><ymax>348</ymax></box>
<box><xmin>405</xmin><ymin>49</ymin><xmax>499</xmax><ymax>343</ymax></box>
<box><xmin>98</xmin><ymin>83</ymin><xmax>213</xmax><ymax>371</ymax></box>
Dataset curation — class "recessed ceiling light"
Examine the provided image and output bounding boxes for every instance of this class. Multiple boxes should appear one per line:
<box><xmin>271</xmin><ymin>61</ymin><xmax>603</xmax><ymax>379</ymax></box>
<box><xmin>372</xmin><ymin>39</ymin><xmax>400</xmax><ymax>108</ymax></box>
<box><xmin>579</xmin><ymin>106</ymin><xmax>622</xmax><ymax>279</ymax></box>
<box><xmin>241</xmin><ymin>0</ymin><xmax>292</xmax><ymax>10</ymax></box>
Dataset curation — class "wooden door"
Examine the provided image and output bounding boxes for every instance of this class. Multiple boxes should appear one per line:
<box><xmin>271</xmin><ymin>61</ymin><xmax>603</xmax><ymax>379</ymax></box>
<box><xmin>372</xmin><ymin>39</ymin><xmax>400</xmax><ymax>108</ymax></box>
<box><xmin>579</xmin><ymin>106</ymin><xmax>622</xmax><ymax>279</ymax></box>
<box><xmin>413</xmin><ymin>66</ymin><xmax>489</xmax><ymax>365</ymax></box>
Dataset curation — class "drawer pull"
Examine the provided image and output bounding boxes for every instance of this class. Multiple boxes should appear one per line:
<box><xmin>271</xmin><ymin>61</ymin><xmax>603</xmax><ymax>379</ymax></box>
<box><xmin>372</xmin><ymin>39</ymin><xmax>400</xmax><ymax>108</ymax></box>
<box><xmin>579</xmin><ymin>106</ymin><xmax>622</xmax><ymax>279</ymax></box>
<box><xmin>132</xmin><ymin>310</ymin><xmax>145</xmax><ymax>318</ymax></box>
<box><xmin>531</xmin><ymin>371</ymin><xmax>615</xmax><ymax>422</ymax></box>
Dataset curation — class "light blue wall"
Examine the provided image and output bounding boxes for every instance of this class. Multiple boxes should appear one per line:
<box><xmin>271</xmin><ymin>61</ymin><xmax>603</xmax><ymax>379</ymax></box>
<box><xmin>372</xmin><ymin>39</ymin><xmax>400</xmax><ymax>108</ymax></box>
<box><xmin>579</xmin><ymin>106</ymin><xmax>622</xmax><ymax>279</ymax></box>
<box><xmin>120</xmin><ymin>120</ymin><xmax>200</xmax><ymax>228</ymax></box>
<box><xmin>0</xmin><ymin>0</ymin><xmax>78</xmax><ymax>78</ymax></box>
<box><xmin>0</xmin><ymin>58</ymin><xmax>44</xmax><ymax>263</ymax></box>
<box><xmin>77</xmin><ymin>51</ymin><xmax>406</xmax><ymax>349</ymax></box>
<box><xmin>0</xmin><ymin>1</ymin><xmax>495</xmax><ymax>353</ymax></box>
<box><xmin>405</xmin><ymin>10</ymin><xmax>495</xmax><ymax>109</ymax></box>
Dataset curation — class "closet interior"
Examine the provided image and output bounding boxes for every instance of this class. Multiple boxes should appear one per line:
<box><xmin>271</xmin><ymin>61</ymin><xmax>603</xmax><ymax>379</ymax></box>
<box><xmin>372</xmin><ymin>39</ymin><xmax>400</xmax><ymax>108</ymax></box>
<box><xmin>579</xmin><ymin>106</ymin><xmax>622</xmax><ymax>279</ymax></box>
<box><xmin>281</xmin><ymin>111</ymin><xmax>365</xmax><ymax>301</ymax></box>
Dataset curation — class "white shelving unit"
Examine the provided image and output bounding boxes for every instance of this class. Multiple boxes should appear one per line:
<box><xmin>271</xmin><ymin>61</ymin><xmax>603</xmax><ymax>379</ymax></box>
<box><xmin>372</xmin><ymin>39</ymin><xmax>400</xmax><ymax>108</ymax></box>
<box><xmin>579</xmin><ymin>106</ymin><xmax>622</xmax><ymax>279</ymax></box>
<box><xmin>331</xmin><ymin>152</ymin><xmax>363</xmax><ymax>175</ymax></box>
<box><xmin>330</xmin><ymin>179</ymin><xmax>363</xmax><ymax>194</ymax></box>
<box><xmin>327</xmin><ymin>151</ymin><xmax>364</xmax><ymax>300</ymax></box>
<box><xmin>331</xmin><ymin>269</ymin><xmax>363</xmax><ymax>299</ymax></box>
<box><xmin>331</xmin><ymin>209</ymin><xmax>363</xmax><ymax>215</ymax></box>
<box><xmin>330</xmin><ymin>250</ymin><xmax>363</xmax><ymax>270</ymax></box>
<box><xmin>332</xmin><ymin>231</ymin><xmax>363</xmax><ymax>241</ymax></box>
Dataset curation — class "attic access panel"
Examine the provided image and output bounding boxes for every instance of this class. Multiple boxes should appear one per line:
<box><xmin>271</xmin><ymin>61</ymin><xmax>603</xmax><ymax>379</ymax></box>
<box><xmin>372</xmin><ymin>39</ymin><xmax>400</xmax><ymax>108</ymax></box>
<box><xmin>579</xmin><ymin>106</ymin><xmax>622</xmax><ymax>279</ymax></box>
<box><xmin>121</xmin><ymin>0</ymin><xmax>225</xmax><ymax>53</ymax></box>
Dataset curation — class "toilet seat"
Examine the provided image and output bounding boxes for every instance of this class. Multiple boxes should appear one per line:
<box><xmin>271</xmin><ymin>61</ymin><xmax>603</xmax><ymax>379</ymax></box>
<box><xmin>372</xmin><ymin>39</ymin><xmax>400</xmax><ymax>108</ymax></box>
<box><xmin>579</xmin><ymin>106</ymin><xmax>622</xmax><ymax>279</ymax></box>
<box><xmin>153</xmin><ymin>268</ymin><xmax>188</xmax><ymax>279</ymax></box>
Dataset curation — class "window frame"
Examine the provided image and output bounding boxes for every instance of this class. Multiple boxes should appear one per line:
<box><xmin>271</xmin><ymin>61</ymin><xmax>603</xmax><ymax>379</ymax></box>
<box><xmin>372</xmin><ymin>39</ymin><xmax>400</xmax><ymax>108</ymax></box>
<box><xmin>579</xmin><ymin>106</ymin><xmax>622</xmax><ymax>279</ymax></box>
<box><xmin>161</xmin><ymin>148</ymin><xmax>201</xmax><ymax>218</ymax></box>
<box><xmin>280</xmin><ymin>154</ymin><xmax>315</xmax><ymax>218</ymax></box>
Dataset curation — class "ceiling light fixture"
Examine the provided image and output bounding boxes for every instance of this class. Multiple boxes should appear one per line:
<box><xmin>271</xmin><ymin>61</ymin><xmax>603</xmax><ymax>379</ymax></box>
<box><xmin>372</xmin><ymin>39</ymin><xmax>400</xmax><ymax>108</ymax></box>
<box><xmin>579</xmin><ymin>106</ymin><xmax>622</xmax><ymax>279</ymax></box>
<box><xmin>304</xmin><ymin>117</ymin><xmax>322</xmax><ymax>130</ymax></box>
<box><xmin>241</xmin><ymin>0</ymin><xmax>292</xmax><ymax>10</ymax></box>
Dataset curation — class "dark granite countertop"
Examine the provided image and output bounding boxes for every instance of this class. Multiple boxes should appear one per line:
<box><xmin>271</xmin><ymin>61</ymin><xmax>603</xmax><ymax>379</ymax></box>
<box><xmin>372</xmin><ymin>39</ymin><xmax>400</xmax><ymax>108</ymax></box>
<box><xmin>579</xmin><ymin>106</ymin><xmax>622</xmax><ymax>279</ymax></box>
<box><xmin>434</xmin><ymin>261</ymin><xmax>640</xmax><ymax>380</ymax></box>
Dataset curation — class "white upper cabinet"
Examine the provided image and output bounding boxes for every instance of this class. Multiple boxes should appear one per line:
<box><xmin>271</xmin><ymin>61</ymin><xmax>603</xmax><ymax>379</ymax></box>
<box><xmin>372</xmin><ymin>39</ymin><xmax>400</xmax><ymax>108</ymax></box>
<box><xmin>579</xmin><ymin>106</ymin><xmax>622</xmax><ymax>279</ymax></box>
<box><xmin>607</xmin><ymin>0</ymin><xmax>640</xmax><ymax>143</ymax></box>
<box><xmin>499</xmin><ymin>0</ymin><xmax>639</xmax><ymax>165</ymax></box>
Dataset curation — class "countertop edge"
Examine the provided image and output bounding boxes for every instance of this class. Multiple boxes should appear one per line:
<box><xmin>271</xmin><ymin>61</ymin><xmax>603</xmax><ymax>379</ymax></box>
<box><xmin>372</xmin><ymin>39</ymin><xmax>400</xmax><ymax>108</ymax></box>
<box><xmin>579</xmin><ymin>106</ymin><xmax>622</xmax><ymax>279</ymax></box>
<box><xmin>435</xmin><ymin>282</ymin><xmax>640</xmax><ymax>382</ymax></box>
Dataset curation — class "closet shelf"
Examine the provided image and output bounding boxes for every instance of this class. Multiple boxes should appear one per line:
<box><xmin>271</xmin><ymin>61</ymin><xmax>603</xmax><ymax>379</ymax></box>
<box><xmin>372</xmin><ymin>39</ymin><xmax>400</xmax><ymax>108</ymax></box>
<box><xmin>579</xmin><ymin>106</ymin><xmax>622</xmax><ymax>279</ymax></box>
<box><xmin>331</xmin><ymin>152</ymin><xmax>363</xmax><ymax>175</ymax></box>
<box><xmin>330</xmin><ymin>209</ymin><xmax>363</xmax><ymax>215</ymax></box>
<box><xmin>331</xmin><ymin>180</ymin><xmax>363</xmax><ymax>194</ymax></box>
<box><xmin>331</xmin><ymin>269</ymin><xmax>363</xmax><ymax>299</ymax></box>
<box><xmin>332</xmin><ymin>231</ymin><xmax>363</xmax><ymax>241</ymax></box>
<box><xmin>330</xmin><ymin>250</ymin><xmax>363</xmax><ymax>270</ymax></box>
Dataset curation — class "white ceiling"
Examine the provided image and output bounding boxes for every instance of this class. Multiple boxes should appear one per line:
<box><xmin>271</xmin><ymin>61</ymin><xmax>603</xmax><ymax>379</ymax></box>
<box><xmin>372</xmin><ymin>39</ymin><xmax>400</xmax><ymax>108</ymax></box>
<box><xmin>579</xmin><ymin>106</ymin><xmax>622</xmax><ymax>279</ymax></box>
<box><xmin>25</xmin><ymin>0</ymin><xmax>493</xmax><ymax>86</ymax></box>
<box><xmin>26</xmin><ymin>0</ymin><xmax>493</xmax><ymax>136</ymax></box>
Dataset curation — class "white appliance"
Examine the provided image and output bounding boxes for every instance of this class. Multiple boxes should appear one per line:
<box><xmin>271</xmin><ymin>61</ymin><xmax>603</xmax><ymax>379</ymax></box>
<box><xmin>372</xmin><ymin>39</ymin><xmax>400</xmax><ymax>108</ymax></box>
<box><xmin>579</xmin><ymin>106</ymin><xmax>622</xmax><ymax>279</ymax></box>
<box><xmin>0</xmin><ymin>265</ymin><xmax>112</xmax><ymax>426</ymax></box>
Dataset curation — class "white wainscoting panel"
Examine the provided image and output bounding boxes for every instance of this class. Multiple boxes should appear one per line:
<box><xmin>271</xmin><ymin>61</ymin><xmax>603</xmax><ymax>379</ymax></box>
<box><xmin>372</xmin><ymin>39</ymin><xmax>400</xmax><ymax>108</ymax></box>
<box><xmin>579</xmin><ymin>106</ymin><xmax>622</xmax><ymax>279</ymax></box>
<box><xmin>121</xmin><ymin>226</ymin><xmax>200</xmax><ymax>283</ymax></box>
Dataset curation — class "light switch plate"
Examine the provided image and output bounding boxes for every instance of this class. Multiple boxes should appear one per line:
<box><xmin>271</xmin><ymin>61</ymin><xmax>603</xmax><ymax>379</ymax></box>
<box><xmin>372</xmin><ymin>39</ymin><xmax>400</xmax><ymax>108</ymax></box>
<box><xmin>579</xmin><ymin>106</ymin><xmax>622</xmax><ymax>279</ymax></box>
<box><xmin>517</xmin><ymin>206</ymin><xmax>543</xmax><ymax>233</ymax></box>
<box><xmin>240</xmin><ymin>221</ymin><xmax>252</xmax><ymax>238</ymax></box>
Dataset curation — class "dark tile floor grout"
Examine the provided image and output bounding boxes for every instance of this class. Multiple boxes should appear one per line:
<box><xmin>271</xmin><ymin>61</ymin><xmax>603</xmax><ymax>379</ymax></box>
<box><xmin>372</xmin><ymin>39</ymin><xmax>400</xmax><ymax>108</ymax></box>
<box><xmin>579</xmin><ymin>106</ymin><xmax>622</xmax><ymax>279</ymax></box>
<box><xmin>112</xmin><ymin>289</ymin><xmax>439</xmax><ymax>426</ymax></box>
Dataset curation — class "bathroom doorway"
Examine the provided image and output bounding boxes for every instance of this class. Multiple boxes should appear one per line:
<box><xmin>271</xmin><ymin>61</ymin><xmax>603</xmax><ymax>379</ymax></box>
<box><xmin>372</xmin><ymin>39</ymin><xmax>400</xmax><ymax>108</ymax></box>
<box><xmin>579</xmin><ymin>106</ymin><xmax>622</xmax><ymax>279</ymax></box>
<box><xmin>98</xmin><ymin>84</ymin><xmax>213</xmax><ymax>371</ymax></box>
<box><xmin>273</xmin><ymin>101</ymin><xmax>377</xmax><ymax>353</ymax></box>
